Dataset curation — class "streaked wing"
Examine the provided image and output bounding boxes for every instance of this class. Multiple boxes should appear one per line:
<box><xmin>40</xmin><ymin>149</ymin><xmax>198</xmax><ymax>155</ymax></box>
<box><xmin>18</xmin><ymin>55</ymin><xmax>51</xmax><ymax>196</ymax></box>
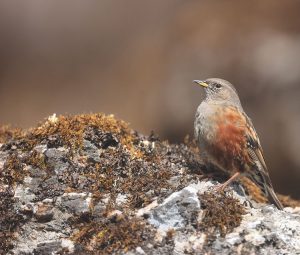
<box><xmin>243</xmin><ymin>113</ymin><xmax>283</xmax><ymax>209</ymax></box>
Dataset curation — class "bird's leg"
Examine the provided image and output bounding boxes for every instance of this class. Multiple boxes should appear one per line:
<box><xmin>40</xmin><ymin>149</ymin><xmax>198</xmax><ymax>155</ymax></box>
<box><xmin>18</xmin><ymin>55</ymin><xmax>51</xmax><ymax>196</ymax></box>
<box><xmin>215</xmin><ymin>172</ymin><xmax>241</xmax><ymax>191</ymax></box>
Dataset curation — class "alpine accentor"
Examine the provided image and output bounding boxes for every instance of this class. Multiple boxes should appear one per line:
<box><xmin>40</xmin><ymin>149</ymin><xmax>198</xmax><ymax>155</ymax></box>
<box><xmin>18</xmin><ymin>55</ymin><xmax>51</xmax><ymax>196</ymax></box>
<box><xmin>194</xmin><ymin>78</ymin><xmax>283</xmax><ymax>210</ymax></box>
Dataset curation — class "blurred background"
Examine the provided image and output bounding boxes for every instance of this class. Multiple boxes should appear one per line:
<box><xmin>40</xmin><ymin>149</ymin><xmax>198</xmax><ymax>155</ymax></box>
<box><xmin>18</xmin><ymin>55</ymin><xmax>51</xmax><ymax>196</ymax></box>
<box><xmin>0</xmin><ymin>1</ymin><xmax>300</xmax><ymax>198</ymax></box>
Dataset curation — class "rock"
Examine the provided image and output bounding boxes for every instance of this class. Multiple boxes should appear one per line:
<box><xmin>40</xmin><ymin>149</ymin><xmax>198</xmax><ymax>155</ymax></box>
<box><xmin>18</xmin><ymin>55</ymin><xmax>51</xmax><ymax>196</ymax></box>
<box><xmin>148</xmin><ymin>184</ymin><xmax>201</xmax><ymax>230</ymax></box>
<box><xmin>14</xmin><ymin>181</ymin><xmax>36</xmax><ymax>204</ymax></box>
<box><xmin>57</xmin><ymin>192</ymin><xmax>92</xmax><ymax>215</ymax></box>
<box><xmin>82</xmin><ymin>139</ymin><xmax>101</xmax><ymax>163</ymax></box>
<box><xmin>0</xmin><ymin>113</ymin><xmax>299</xmax><ymax>255</ymax></box>
<box><xmin>34</xmin><ymin>202</ymin><xmax>54</xmax><ymax>222</ymax></box>
<box><xmin>44</xmin><ymin>147</ymin><xmax>69</xmax><ymax>174</ymax></box>
<box><xmin>142</xmin><ymin>180</ymin><xmax>300</xmax><ymax>254</ymax></box>
<box><xmin>213</xmin><ymin>205</ymin><xmax>300</xmax><ymax>254</ymax></box>
<box><xmin>33</xmin><ymin>241</ymin><xmax>62</xmax><ymax>255</ymax></box>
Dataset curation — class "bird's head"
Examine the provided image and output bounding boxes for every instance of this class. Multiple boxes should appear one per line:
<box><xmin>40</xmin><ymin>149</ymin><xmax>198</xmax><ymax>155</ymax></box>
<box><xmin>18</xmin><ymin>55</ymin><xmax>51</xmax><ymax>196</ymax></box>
<box><xmin>193</xmin><ymin>78</ymin><xmax>242</xmax><ymax>107</ymax></box>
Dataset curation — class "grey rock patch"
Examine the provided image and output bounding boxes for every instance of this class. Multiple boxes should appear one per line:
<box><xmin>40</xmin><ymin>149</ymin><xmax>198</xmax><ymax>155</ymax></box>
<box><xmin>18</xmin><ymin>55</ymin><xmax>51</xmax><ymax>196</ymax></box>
<box><xmin>173</xmin><ymin>232</ymin><xmax>206</xmax><ymax>255</ymax></box>
<box><xmin>148</xmin><ymin>183</ymin><xmax>202</xmax><ymax>230</ymax></box>
<box><xmin>115</xmin><ymin>193</ymin><xmax>128</xmax><ymax>206</ymax></box>
<box><xmin>14</xmin><ymin>182</ymin><xmax>36</xmax><ymax>204</ymax></box>
<box><xmin>0</xmin><ymin>151</ymin><xmax>9</xmax><ymax>169</ymax></box>
<box><xmin>82</xmin><ymin>139</ymin><xmax>101</xmax><ymax>162</ymax></box>
<box><xmin>208</xmin><ymin>205</ymin><xmax>300</xmax><ymax>254</ymax></box>
<box><xmin>138</xmin><ymin>181</ymin><xmax>300</xmax><ymax>255</ymax></box>
<box><xmin>56</xmin><ymin>192</ymin><xmax>92</xmax><ymax>215</ymax></box>
<box><xmin>33</xmin><ymin>241</ymin><xmax>62</xmax><ymax>255</ymax></box>
<box><xmin>33</xmin><ymin>144</ymin><xmax>48</xmax><ymax>154</ymax></box>
<box><xmin>45</xmin><ymin>147</ymin><xmax>69</xmax><ymax>174</ymax></box>
<box><xmin>11</xmin><ymin>202</ymin><xmax>73</xmax><ymax>255</ymax></box>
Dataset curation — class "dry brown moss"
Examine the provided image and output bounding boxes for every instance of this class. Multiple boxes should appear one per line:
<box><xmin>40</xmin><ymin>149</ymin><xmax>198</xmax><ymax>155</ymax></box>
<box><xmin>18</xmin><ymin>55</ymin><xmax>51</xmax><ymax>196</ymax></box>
<box><xmin>0</xmin><ymin>187</ymin><xmax>24</xmax><ymax>254</ymax></box>
<box><xmin>1</xmin><ymin>141</ymin><xmax>46</xmax><ymax>187</ymax></box>
<box><xmin>72</xmin><ymin>216</ymin><xmax>154</xmax><ymax>254</ymax></box>
<box><xmin>25</xmin><ymin>113</ymin><xmax>142</xmax><ymax>158</ymax></box>
<box><xmin>2</xmin><ymin>113</ymin><xmax>299</xmax><ymax>254</ymax></box>
<box><xmin>0</xmin><ymin>114</ymin><xmax>140</xmax><ymax>156</ymax></box>
<box><xmin>278</xmin><ymin>194</ymin><xmax>300</xmax><ymax>208</ymax></box>
<box><xmin>24</xmin><ymin>150</ymin><xmax>47</xmax><ymax>170</ymax></box>
<box><xmin>198</xmin><ymin>191</ymin><xmax>246</xmax><ymax>237</ymax></box>
<box><xmin>0</xmin><ymin>125</ymin><xmax>23</xmax><ymax>144</ymax></box>
<box><xmin>1</xmin><ymin>154</ymin><xmax>26</xmax><ymax>185</ymax></box>
<box><xmin>84</xmin><ymin>155</ymin><xmax>173</xmax><ymax>209</ymax></box>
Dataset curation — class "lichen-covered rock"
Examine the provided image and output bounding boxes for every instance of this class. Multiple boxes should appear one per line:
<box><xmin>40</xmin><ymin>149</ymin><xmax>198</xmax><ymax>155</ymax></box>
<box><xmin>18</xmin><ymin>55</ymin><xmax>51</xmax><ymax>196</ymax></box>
<box><xmin>148</xmin><ymin>184</ymin><xmax>202</xmax><ymax>230</ymax></box>
<box><xmin>0</xmin><ymin>113</ymin><xmax>299</xmax><ymax>254</ymax></box>
<box><xmin>143</xmin><ymin>182</ymin><xmax>300</xmax><ymax>254</ymax></box>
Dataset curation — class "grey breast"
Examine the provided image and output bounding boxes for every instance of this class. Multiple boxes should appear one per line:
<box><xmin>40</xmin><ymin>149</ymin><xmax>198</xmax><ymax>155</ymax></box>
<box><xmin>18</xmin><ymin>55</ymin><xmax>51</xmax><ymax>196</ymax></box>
<box><xmin>194</xmin><ymin>101</ymin><xmax>218</xmax><ymax>150</ymax></box>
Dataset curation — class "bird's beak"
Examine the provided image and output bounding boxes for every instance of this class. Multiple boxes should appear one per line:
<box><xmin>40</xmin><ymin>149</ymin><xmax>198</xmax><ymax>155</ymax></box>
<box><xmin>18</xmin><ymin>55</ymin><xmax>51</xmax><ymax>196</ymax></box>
<box><xmin>193</xmin><ymin>80</ymin><xmax>208</xmax><ymax>88</ymax></box>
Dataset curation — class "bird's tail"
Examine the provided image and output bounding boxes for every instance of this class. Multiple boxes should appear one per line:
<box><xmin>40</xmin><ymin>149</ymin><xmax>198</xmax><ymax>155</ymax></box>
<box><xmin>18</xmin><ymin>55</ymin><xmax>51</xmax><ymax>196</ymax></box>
<box><xmin>266</xmin><ymin>184</ymin><xmax>283</xmax><ymax>210</ymax></box>
<box><xmin>248</xmin><ymin>170</ymin><xmax>283</xmax><ymax>210</ymax></box>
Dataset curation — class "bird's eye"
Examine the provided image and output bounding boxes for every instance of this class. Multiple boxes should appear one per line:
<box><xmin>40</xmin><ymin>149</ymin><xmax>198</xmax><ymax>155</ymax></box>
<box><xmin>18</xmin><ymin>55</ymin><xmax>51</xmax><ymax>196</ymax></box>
<box><xmin>215</xmin><ymin>83</ymin><xmax>222</xmax><ymax>89</ymax></box>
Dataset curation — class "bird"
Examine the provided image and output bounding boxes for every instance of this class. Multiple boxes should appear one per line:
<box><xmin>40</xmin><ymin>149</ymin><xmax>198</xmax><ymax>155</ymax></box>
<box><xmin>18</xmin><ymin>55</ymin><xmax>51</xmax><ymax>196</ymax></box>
<box><xmin>193</xmin><ymin>78</ymin><xmax>283</xmax><ymax>210</ymax></box>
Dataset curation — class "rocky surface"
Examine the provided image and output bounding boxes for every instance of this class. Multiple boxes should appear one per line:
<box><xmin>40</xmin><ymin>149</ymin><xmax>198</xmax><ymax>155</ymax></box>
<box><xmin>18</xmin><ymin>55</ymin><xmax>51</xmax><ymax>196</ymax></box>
<box><xmin>0</xmin><ymin>113</ymin><xmax>299</xmax><ymax>255</ymax></box>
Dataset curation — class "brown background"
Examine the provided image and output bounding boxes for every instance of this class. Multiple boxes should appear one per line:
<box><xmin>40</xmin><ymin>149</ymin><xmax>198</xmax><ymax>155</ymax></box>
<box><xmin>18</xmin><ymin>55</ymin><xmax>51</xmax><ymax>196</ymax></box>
<box><xmin>0</xmin><ymin>1</ymin><xmax>300</xmax><ymax>198</ymax></box>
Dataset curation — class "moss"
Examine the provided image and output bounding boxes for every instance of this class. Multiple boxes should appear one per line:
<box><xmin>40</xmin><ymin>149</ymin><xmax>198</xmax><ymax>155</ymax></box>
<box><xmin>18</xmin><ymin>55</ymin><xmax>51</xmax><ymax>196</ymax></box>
<box><xmin>72</xmin><ymin>216</ymin><xmax>154</xmax><ymax>254</ymax></box>
<box><xmin>1</xmin><ymin>114</ymin><xmax>142</xmax><ymax>160</ymax></box>
<box><xmin>24</xmin><ymin>150</ymin><xmax>47</xmax><ymax>170</ymax></box>
<box><xmin>0</xmin><ymin>187</ymin><xmax>25</xmax><ymax>254</ymax></box>
<box><xmin>277</xmin><ymin>194</ymin><xmax>300</xmax><ymax>208</ymax></box>
<box><xmin>28</xmin><ymin>114</ymin><xmax>141</xmax><ymax>155</ymax></box>
<box><xmin>1</xmin><ymin>154</ymin><xmax>26</xmax><ymax>185</ymax></box>
<box><xmin>165</xmin><ymin>229</ymin><xmax>176</xmax><ymax>245</ymax></box>
<box><xmin>0</xmin><ymin>113</ymin><xmax>195</xmax><ymax>253</ymax></box>
<box><xmin>2</xmin><ymin>113</ymin><xmax>298</xmax><ymax>254</ymax></box>
<box><xmin>0</xmin><ymin>125</ymin><xmax>23</xmax><ymax>144</ymax></box>
<box><xmin>0</xmin><ymin>149</ymin><xmax>46</xmax><ymax>187</ymax></box>
<box><xmin>198</xmin><ymin>191</ymin><xmax>246</xmax><ymax>238</ymax></box>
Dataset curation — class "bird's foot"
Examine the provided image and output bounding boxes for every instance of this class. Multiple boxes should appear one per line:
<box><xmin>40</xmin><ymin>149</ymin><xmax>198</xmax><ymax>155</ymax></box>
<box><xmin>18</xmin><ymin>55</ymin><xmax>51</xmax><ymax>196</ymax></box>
<box><xmin>214</xmin><ymin>183</ymin><xmax>227</xmax><ymax>192</ymax></box>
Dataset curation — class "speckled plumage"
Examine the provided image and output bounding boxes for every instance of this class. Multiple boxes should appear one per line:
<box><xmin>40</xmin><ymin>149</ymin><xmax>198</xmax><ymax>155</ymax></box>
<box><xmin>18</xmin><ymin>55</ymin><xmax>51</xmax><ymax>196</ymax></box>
<box><xmin>194</xmin><ymin>78</ymin><xmax>283</xmax><ymax>210</ymax></box>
